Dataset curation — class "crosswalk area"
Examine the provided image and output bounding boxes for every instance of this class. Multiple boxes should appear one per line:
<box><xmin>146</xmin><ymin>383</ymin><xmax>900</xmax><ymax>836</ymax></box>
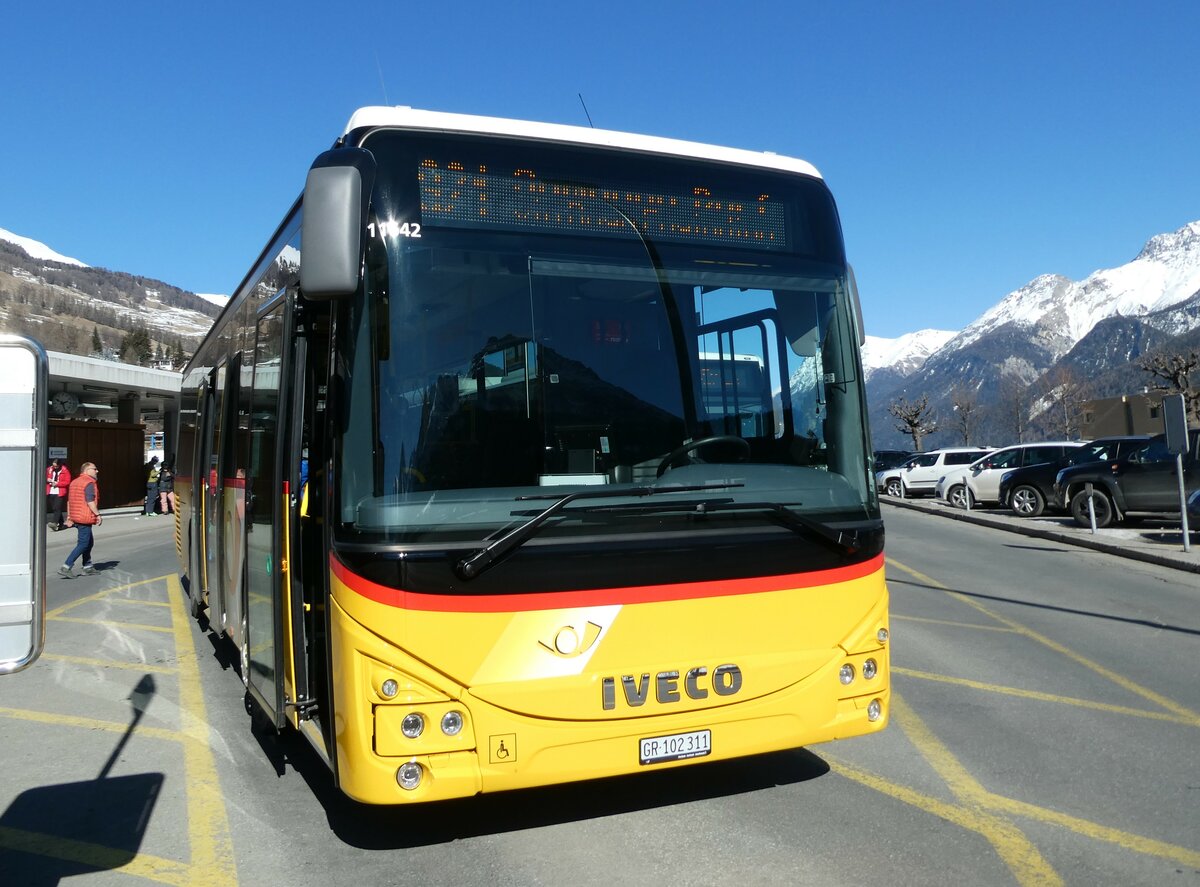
<box><xmin>0</xmin><ymin>573</ymin><xmax>237</xmax><ymax>886</ymax></box>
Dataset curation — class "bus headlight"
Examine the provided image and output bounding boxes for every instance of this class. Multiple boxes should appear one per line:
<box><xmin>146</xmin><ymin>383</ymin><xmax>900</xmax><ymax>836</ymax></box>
<box><xmin>877</xmin><ymin>628</ymin><xmax>889</xmax><ymax>645</ymax></box>
<box><xmin>839</xmin><ymin>664</ymin><xmax>855</xmax><ymax>685</ymax></box>
<box><xmin>401</xmin><ymin>713</ymin><xmax>425</xmax><ymax>738</ymax></box>
<box><xmin>862</xmin><ymin>658</ymin><xmax>878</xmax><ymax>680</ymax></box>
<box><xmin>380</xmin><ymin>679</ymin><xmax>399</xmax><ymax>699</ymax></box>
<box><xmin>396</xmin><ymin>761</ymin><xmax>423</xmax><ymax>790</ymax></box>
<box><xmin>441</xmin><ymin>711</ymin><xmax>464</xmax><ymax>736</ymax></box>
<box><xmin>867</xmin><ymin>699</ymin><xmax>883</xmax><ymax>722</ymax></box>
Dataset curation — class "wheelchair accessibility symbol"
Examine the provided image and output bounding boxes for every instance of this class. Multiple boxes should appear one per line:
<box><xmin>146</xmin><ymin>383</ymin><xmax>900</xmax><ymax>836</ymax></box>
<box><xmin>489</xmin><ymin>734</ymin><xmax>516</xmax><ymax>764</ymax></box>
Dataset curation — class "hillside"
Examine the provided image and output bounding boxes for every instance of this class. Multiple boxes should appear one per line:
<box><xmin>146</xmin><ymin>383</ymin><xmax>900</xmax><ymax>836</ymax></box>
<box><xmin>0</xmin><ymin>233</ymin><xmax>220</xmax><ymax>364</ymax></box>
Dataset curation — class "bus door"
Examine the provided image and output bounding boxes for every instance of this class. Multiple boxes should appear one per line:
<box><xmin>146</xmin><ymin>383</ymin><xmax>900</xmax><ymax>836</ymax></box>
<box><xmin>196</xmin><ymin>367</ymin><xmax>224</xmax><ymax>615</ymax></box>
<box><xmin>244</xmin><ymin>298</ymin><xmax>299</xmax><ymax>729</ymax></box>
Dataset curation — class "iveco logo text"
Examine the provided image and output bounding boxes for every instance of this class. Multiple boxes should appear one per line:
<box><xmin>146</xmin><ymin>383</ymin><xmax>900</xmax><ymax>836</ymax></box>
<box><xmin>601</xmin><ymin>664</ymin><xmax>743</xmax><ymax>710</ymax></box>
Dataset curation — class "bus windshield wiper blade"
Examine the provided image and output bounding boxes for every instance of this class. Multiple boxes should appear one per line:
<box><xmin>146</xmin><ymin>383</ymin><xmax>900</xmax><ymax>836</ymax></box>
<box><xmin>456</xmin><ymin>483</ymin><xmax>743</xmax><ymax>580</ymax></box>
<box><xmin>689</xmin><ymin>501</ymin><xmax>864</xmax><ymax>554</ymax></box>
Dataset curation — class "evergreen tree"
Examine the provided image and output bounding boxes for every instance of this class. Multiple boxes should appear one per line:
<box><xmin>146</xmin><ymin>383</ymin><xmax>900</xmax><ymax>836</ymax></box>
<box><xmin>91</xmin><ymin>326</ymin><xmax>102</xmax><ymax>354</ymax></box>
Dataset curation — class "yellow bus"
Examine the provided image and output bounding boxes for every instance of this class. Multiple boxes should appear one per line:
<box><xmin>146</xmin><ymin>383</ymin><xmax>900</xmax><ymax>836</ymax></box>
<box><xmin>175</xmin><ymin>107</ymin><xmax>889</xmax><ymax>804</ymax></box>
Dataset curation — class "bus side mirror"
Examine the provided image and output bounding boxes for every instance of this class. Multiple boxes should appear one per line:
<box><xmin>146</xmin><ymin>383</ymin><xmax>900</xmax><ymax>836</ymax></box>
<box><xmin>300</xmin><ymin>147</ymin><xmax>377</xmax><ymax>301</ymax></box>
<box><xmin>0</xmin><ymin>335</ymin><xmax>47</xmax><ymax>675</ymax></box>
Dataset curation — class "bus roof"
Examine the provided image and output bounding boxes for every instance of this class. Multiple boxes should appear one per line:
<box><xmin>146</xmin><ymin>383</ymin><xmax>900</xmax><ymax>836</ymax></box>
<box><xmin>343</xmin><ymin>106</ymin><xmax>824</xmax><ymax>180</ymax></box>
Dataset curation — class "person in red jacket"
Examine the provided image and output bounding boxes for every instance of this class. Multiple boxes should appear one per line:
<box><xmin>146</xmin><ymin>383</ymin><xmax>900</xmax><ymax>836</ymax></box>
<box><xmin>59</xmin><ymin>462</ymin><xmax>102</xmax><ymax>577</ymax></box>
<box><xmin>45</xmin><ymin>458</ymin><xmax>71</xmax><ymax>531</ymax></box>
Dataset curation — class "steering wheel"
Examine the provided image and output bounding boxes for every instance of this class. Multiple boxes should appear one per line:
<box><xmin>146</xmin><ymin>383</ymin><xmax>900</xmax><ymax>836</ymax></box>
<box><xmin>656</xmin><ymin>435</ymin><xmax>751</xmax><ymax>477</ymax></box>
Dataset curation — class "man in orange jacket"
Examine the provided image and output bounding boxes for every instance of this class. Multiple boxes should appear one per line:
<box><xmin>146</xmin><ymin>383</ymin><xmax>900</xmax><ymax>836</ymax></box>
<box><xmin>59</xmin><ymin>462</ymin><xmax>102</xmax><ymax>577</ymax></box>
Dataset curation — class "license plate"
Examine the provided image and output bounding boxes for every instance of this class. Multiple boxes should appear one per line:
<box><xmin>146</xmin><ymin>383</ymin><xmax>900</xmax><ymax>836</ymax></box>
<box><xmin>639</xmin><ymin>729</ymin><xmax>711</xmax><ymax>765</ymax></box>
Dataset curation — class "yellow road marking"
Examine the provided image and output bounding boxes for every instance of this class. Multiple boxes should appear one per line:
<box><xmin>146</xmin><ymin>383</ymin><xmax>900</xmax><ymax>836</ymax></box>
<box><xmin>166</xmin><ymin>573</ymin><xmax>238</xmax><ymax>885</ymax></box>
<box><xmin>109</xmin><ymin>597</ymin><xmax>174</xmax><ymax>608</ymax></box>
<box><xmin>51</xmin><ymin>616</ymin><xmax>174</xmax><ymax>634</ymax></box>
<box><xmin>894</xmin><ymin>667</ymin><xmax>1196</xmax><ymax>726</ymax></box>
<box><xmin>893</xmin><ymin>613</ymin><xmax>1018</xmax><ymax>632</ymax></box>
<box><xmin>892</xmin><ymin>693</ymin><xmax>1062</xmax><ymax>885</ymax></box>
<box><xmin>46</xmin><ymin>574</ymin><xmax>175</xmax><ymax>618</ymax></box>
<box><xmin>3</xmin><ymin>574</ymin><xmax>236</xmax><ymax>885</ymax></box>
<box><xmin>0</xmin><ymin>825</ymin><xmax>193</xmax><ymax>886</ymax></box>
<box><xmin>41</xmin><ymin>653</ymin><xmax>179</xmax><ymax>674</ymax></box>
<box><xmin>0</xmin><ymin>706</ymin><xmax>178</xmax><ymax>742</ymax></box>
<box><xmin>827</xmin><ymin>753</ymin><xmax>1200</xmax><ymax>871</ymax></box>
<box><xmin>887</xmin><ymin>557</ymin><xmax>1200</xmax><ymax>725</ymax></box>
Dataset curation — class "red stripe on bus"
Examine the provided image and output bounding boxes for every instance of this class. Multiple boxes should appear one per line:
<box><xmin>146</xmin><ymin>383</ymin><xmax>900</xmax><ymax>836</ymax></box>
<box><xmin>330</xmin><ymin>552</ymin><xmax>884</xmax><ymax>613</ymax></box>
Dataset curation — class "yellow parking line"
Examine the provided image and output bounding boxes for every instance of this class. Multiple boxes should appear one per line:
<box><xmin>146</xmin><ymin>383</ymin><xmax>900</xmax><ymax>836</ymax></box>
<box><xmin>894</xmin><ymin>667</ymin><xmax>1196</xmax><ymax>726</ymax></box>
<box><xmin>41</xmin><ymin>653</ymin><xmax>179</xmax><ymax>674</ymax></box>
<box><xmin>887</xmin><ymin>557</ymin><xmax>1200</xmax><ymax>725</ymax></box>
<box><xmin>0</xmin><ymin>706</ymin><xmax>178</xmax><ymax>742</ymax></box>
<box><xmin>51</xmin><ymin>616</ymin><xmax>174</xmax><ymax>634</ymax></box>
<box><xmin>166</xmin><ymin>573</ymin><xmax>237</xmax><ymax>885</ymax></box>
<box><xmin>892</xmin><ymin>693</ymin><xmax>1062</xmax><ymax>886</ymax></box>
<box><xmin>109</xmin><ymin>597</ymin><xmax>174</xmax><ymax>608</ymax></box>
<box><xmin>46</xmin><ymin>574</ymin><xmax>175</xmax><ymax>618</ymax></box>
<box><xmin>0</xmin><ymin>825</ymin><xmax>193</xmax><ymax>886</ymax></box>
<box><xmin>893</xmin><ymin>613</ymin><xmax>1018</xmax><ymax>633</ymax></box>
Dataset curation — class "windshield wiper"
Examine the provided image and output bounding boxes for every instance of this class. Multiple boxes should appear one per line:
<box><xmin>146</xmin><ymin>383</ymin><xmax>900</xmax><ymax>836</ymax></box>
<box><xmin>456</xmin><ymin>483</ymin><xmax>743</xmax><ymax>580</ymax></box>
<box><xmin>684</xmin><ymin>501</ymin><xmax>867</xmax><ymax>555</ymax></box>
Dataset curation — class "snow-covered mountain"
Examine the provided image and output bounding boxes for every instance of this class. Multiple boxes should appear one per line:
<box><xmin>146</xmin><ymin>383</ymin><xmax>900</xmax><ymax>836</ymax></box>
<box><xmin>0</xmin><ymin>226</ymin><xmax>87</xmax><ymax>268</ymax></box>
<box><xmin>944</xmin><ymin>220</ymin><xmax>1200</xmax><ymax>359</ymax></box>
<box><xmin>862</xmin><ymin>329</ymin><xmax>956</xmax><ymax>380</ymax></box>
<box><xmin>866</xmin><ymin>219</ymin><xmax>1200</xmax><ymax>448</ymax></box>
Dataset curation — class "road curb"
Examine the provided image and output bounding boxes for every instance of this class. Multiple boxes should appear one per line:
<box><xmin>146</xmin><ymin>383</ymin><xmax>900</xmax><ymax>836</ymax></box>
<box><xmin>883</xmin><ymin>497</ymin><xmax>1200</xmax><ymax>574</ymax></box>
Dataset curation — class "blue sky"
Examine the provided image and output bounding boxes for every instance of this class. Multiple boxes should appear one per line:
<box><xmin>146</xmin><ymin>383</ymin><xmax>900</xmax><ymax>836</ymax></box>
<box><xmin>3</xmin><ymin>1</ymin><xmax>1198</xmax><ymax>338</ymax></box>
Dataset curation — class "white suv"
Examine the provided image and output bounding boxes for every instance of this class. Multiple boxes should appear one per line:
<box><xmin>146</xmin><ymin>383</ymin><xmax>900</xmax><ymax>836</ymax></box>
<box><xmin>935</xmin><ymin>441</ymin><xmax>1083</xmax><ymax>508</ymax></box>
<box><xmin>876</xmin><ymin>447</ymin><xmax>992</xmax><ymax>498</ymax></box>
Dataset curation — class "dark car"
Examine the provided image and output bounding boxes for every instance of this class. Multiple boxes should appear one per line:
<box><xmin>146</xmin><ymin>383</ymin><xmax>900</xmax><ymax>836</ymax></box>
<box><xmin>1053</xmin><ymin>430</ymin><xmax>1200</xmax><ymax>528</ymax></box>
<box><xmin>872</xmin><ymin>449</ymin><xmax>912</xmax><ymax>472</ymax></box>
<box><xmin>998</xmin><ymin>436</ymin><xmax>1149</xmax><ymax>517</ymax></box>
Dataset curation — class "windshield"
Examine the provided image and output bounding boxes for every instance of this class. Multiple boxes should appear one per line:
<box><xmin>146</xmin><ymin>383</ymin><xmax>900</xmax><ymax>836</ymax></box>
<box><xmin>333</xmin><ymin>131</ymin><xmax>875</xmax><ymax>545</ymax></box>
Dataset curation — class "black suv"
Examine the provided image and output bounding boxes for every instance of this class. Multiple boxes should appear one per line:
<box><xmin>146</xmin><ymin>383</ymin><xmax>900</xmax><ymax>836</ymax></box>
<box><xmin>998</xmin><ymin>436</ymin><xmax>1149</xmax><ymax>517</ymax></box>
<box><xmin>872</xmin><ymin>449</ymin><xmax>912</xmax><ymax>472</ymax></box>
<box><xmin>1053</xmin><ymin>430</ymin><xmax>1200</xmax><ymax>528</ymax></box>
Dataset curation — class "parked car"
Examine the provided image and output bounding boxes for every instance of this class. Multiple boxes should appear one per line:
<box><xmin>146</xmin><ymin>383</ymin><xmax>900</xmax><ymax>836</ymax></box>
<box><xmin>935</xmin><ymin>441</ymin><xmax>1082</xmax><ymax>509</ymax></box>
<box><xmin>876</xmin><ymin>447</ymin><xmax>992</xmax><ymax>498</ymax></box>
<box><xmin>998</xmin><ymin>436</ymin><xmax>1150</xmax><ymax>517</ymax></box>
<box><xmin>1188</xmin><ymin>487</ymin><xmax>1200</xmax><ymax>521</ymax></box>
<box><xmin>1053</xmin><ymin>430</ymin><xmax>1200</xmax><ymax>528</ymax></box>
<box><xmin>873</xmin><ymin>449</ymin><xmax>912</xmax><ymax>472</ymax></box>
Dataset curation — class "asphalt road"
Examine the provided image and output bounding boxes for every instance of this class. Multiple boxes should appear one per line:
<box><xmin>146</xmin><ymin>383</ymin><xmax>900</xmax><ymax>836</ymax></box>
<box><xmin>1</xmin><ymin>509</ymin><xmax>1198</xmax><ymax>886</ymax></box>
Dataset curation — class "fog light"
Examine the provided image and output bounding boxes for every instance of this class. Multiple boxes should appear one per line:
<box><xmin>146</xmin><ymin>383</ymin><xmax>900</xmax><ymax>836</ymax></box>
<box><xmin>396</xmin><ymin>761</ymin><xmax>423</xmax><ymax>790</ymax></box>
<box><xmin>401</xmin><ymin>713</ymin><xmax>425</xmax><ymax>738</ymax></box>
<box><xmin>441</xmin><ymin>710</ymin><xmax>464</xmax><ymax>736</ymax></box>
<box><xmin>839</xmin><ymin>664</ymin><xmax>855</xmax><ymax>685</ymax></box>
<box><xmin>867</xmin><ymin>699</ymin><xmax>882</xmax><ymax>722</ymax></box>
<box><xmin>380</xmin><ymin>679</ymin><xmax>399</xmax><ymax>699</ymax></box>
<box><xmin>862</xmin><ymin>658</ymin><xmax>878</xmax><ymax>680</ymax></box>
<box><xmin>877</xmin><ymin>628</ymin><xmax>889</xmax><ymax>645</ymax></box>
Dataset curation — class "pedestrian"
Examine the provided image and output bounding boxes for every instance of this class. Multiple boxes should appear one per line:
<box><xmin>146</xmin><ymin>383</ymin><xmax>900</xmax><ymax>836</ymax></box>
<box><xmin>45</xmin><ymin>457</ymin><xmax>71</xmax><ymax>531</ymax></box>
<box><xmin>60</xmin><ymin>462</ymin><xmax>101</xmax><ymax>577</ymax></box>
<box><xmin>158</xmin><ymin>458</ymin><xmax>176</xmax><ymax>515</ymax></box>
<box><xmin>143</xmin><ymin>456</ymin><xmax>160</xmax><ymax>515</ymax></box>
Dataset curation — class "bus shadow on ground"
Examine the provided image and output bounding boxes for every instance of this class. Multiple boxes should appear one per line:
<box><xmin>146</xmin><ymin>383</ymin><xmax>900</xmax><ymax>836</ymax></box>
<box><xmin>279</xmin><ymin>730</ymin><xmax>830</xmax><ymax>849</ymax></box>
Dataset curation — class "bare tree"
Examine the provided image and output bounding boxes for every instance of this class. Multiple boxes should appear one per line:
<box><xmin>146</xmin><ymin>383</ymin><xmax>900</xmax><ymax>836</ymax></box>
<box><xmin>1036</xmin><ymin>366</ymin><xmax>1089</xmax><ymax>439</ymax></box>
<box><xmin>993</xmin><ymin>374</ymin><xmax>1030</xmax><ymax>443</ymax></box>
<box><xmin>1139</xmin><ymin>350</ymin><xmax>1200</xmax><ymax>424</ymax></box>
<box><xmin>948</xmin><ymin>383</ymin><xmax>981</xmax><ymax>446</ymax></box>
<box><xmin>888</xmin><ymin>395</ymin><xmax>938</xmax><ymax>452</ymax></box>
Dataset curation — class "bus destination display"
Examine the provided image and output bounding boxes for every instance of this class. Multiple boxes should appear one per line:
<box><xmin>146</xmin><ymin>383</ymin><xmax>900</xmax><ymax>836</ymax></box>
<box><xmin>418</xmin><ymin>159</ymin><xmax>789</xmax><ymax>251</ymax></box>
